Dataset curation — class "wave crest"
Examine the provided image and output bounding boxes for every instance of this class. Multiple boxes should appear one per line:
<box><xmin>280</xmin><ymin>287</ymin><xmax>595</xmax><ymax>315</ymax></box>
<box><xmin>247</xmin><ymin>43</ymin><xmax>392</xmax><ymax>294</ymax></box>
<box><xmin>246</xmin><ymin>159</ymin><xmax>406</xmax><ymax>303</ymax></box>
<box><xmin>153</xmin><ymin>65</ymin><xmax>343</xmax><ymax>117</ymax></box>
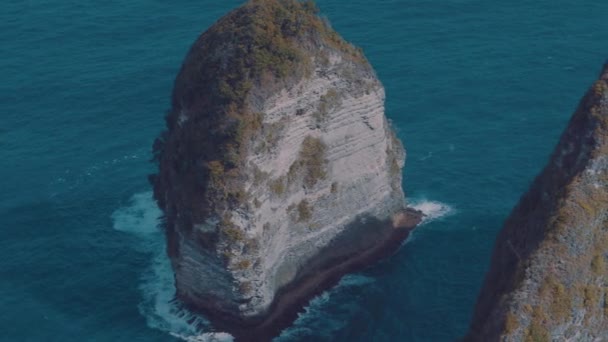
<box><xmin>111</xmin><ymin>192</ymin><xmax>234</xmax><ymax>342</ymax></box>
<box><xmin>410</xmin><ymin>200</ymin><xmax>454</xmax><ymax>223</ymax></box>
<box><xmin>111</xmin><ymin>193</ymin><xmax>443</xmax><ymax>341</ymax></box>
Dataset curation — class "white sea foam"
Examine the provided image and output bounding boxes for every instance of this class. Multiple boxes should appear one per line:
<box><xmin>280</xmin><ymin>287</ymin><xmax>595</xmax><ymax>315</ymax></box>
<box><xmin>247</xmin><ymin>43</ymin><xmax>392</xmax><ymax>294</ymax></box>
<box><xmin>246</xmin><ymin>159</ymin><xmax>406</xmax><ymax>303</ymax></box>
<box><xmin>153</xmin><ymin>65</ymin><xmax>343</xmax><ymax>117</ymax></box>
<box><xmin>111</xmin><ymin>192</ymin><xmax>234</xmax><ymax>342</ymax></box>
<box><xmin>111</xmin><ymin>192</ymin><xmax>161</xmax><ymax>236</ymax></box>
<box><xmin>112</xmin><ymin>193</ymin><xmax>415</xmax><ymax>341</ymax></box>
<box><xmin>170</xmin><ymin>332</ymin><xmax>235</xmax><ymax>342</ymax></box>
<box><xmin>410</xmin><ymin>200</ymin><xmax>454</xmax><ymax>224</ymax></box>
<box><xmin>402</xmin><ymin>200</ymin><xmax>455</xmax><ymax>244</ymax></box>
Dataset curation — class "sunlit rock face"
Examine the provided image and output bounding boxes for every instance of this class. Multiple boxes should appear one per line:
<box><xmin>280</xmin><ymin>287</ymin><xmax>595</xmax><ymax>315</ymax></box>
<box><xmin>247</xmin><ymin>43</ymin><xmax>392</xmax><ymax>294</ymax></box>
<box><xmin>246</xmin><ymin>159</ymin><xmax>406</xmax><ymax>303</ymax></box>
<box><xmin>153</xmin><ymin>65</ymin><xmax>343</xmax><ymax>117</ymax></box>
<box><xmin>151</xmin><ymin>0</ymin><xmax>412</xmax><ymax>332</ymax></box>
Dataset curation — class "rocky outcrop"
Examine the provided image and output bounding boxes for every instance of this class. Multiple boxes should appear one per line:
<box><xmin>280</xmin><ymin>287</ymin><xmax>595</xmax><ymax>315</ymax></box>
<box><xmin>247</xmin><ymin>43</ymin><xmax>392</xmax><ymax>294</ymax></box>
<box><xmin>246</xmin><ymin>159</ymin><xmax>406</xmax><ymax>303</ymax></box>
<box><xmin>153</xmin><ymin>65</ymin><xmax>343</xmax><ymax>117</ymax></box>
<box><xmin>465</xmin><ymin>63</ymin><xmax>608</xmax><ymax>341</ymax></box>
<box><xmin>150</xmin><ymin>0</ymin><xmax>420</xmax><ymax>339</ymax></box>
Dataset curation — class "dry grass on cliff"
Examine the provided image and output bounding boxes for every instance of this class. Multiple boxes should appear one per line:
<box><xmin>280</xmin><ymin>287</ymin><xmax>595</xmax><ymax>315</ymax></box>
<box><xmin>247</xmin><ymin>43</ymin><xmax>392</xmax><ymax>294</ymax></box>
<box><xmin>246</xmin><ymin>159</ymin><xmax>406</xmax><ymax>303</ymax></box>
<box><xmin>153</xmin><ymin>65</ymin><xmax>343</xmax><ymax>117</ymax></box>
<box><xmin>539</xmin><ymin>275</ymin><xmax>572</xmax><ymax>323</ymax></box>
<box><xmin>523</xmin><ymin>306</ymin><xmax>550</xmax><ymax>342</ymax></box>
<box><xmin>478</xmin><ymin>70</ymin><xmax>608</xmax><ymax>342</ymax></box>
<box><xmin>503</xmin><ymin>312</ymin><xmax>519</xmax><ymax>334</ymax></box>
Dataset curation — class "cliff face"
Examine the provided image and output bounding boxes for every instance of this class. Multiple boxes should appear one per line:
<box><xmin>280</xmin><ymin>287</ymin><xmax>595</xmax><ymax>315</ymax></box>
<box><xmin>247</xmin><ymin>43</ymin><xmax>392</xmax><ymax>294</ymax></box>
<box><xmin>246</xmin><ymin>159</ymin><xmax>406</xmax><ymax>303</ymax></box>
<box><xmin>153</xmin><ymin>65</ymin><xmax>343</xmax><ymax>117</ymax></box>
<box><xmin>466</xmin><ymin>63</ymin><xmax>608</xmax><ymax>341</ymax></box>
<box><xmin>151</xmin><ymin>0</ymin><xmax>412</xmax><ymax>332</ymax></box>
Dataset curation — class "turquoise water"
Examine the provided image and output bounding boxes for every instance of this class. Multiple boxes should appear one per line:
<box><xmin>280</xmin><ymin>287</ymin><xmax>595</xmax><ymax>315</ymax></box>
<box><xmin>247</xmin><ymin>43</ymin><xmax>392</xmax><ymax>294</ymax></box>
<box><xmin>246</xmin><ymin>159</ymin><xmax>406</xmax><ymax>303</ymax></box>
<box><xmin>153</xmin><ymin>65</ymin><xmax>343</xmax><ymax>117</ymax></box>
<box><xmin>2</xmin><ymin>0</ymin><xmax>607</xmax><ymax>341</ymax></box>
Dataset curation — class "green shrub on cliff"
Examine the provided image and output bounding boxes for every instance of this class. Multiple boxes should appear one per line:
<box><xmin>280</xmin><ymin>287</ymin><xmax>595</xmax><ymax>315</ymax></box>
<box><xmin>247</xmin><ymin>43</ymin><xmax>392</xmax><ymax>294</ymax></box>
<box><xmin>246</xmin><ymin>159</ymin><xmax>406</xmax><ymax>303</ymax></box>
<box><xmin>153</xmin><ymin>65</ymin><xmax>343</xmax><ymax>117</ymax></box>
<box><xmin>221</xmin><ymin>216</ymin><xmax>245</xmax><ymax>242</ymax></box>
<box><xmin>151</xmin><ymin>0</ymin><xmax>366</xmax><ymax>230</ymax></box>
<box><xmin>170</xmin><ymin>0</ymin><xmax>362</xmax><ymax>116</ymax></box>
<box><xmin>208</xmin><ymin>160</ymin><xmax>225</xmax><ymax>186</ymax></box>
<box><xmin>314</xmin><ymin>88</ymin><xmax>340</xmax><ymax>125</ymax></box>
<box><xmin>524</xmin><ymin>306</ymin><xmax>549</xmax><ymax>342</ymax></box>
<box><xmin>503</xmin><ymin>312</ymin><xmax>519</xmax><ymax>334</ymax></box>
<box><xmin>591</xmin><ymin>254</ymin><xmax>605</xmax><ymax>275</ymax></box>
<box><xmin>288</xmin><ymin>136</ymin><xmax>327</xmax><ymax>188</ymax></box>
<box><xmin>269</xmin><ymin>177</ymin><xmax>286</xmax><ymax>196</ymax></box>
<box><xmin>297</xmin><ymin>199</ymin><xmax>313</xmax><ymax>222</ymax></box>
<box><xmin>233</xmin><ymin>259</ymin><xmax>252</xmax><ymax>270</ymax></box>
<box><xmin>583</xmin><ymin>285</ymin><xmax>601</xmax><ymax>310</ymax></box>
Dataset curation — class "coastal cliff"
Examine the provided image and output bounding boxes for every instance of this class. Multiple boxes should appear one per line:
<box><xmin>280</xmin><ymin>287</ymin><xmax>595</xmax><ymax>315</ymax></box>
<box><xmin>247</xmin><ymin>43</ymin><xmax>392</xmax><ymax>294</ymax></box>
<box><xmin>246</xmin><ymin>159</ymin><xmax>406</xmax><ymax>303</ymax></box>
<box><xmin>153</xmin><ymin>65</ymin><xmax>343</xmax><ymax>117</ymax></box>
<box><xmin>150</xmin><ymin>0</ymin><xmax>420</xmax><ymax>339</ymax></box>
<box><xmin>465</xmin><ymin>63</ymin><xmax>608</xmax><ymax>341</ymax></box>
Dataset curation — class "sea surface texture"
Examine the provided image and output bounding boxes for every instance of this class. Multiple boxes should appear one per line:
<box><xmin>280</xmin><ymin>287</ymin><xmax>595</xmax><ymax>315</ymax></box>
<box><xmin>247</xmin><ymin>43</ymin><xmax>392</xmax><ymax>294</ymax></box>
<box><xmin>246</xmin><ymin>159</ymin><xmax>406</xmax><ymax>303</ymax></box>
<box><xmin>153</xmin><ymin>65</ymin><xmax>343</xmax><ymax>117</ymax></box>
<box><xmin>2</xmin><ymin>0</ymin><xmax>608</xmax><ymax>341</ymax></box>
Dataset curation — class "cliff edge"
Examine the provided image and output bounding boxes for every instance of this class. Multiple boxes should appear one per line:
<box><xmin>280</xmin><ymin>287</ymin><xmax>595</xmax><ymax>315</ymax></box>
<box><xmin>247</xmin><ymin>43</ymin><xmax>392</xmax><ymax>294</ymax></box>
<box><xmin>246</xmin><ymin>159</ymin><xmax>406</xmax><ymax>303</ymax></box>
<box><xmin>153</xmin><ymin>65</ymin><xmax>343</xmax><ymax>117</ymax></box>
<box><xmin>150</xmin><ymin>0</ymin><xmax>420</xmax><ymax>340</ymax></box>
<box><xmin>465</xmin><ymin>62</ymin><xmax>608</xmax><ymax>341</ymax></box>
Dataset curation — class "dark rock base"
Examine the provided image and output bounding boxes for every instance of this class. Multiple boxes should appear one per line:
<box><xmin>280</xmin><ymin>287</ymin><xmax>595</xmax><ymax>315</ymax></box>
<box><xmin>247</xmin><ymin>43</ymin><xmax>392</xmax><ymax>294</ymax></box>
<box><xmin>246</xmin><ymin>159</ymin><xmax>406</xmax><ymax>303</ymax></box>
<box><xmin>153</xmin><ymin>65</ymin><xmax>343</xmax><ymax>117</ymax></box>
<box><xmin>180</xmin><ymin>208</ymin><xmax>423</xmax><ymax>342</ymax></box>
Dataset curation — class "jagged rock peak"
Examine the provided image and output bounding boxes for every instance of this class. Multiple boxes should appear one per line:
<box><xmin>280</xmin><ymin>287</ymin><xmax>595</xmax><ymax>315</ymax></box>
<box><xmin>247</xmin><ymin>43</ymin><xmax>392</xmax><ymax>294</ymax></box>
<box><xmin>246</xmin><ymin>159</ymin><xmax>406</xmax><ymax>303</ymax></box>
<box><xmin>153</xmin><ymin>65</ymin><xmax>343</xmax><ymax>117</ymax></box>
<box><xmin>465</xmin><ymin>62</ymin><xmax>608</xmax><ymax>341</ymax></box>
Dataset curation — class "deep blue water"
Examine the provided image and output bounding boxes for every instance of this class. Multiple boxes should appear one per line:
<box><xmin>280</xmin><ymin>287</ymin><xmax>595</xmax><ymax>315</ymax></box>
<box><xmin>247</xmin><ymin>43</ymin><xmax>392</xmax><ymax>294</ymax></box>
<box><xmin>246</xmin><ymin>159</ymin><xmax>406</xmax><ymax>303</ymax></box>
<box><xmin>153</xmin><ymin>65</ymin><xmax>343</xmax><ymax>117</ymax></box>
<box><xmin>2</xmin><ymin>0</ymin><xmax>608</xmax><ymax>341</ymax></box>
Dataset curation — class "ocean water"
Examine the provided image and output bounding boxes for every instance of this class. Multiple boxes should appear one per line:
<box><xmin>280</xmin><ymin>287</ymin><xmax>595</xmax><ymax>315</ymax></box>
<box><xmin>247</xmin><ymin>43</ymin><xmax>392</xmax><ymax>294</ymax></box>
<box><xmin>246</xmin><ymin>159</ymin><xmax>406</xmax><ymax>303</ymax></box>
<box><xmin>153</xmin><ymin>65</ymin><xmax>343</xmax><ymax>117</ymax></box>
<box><xmin>2</xmin><ymin>0</ymin><xmax>608</xmax><ymax>341</ymax></box>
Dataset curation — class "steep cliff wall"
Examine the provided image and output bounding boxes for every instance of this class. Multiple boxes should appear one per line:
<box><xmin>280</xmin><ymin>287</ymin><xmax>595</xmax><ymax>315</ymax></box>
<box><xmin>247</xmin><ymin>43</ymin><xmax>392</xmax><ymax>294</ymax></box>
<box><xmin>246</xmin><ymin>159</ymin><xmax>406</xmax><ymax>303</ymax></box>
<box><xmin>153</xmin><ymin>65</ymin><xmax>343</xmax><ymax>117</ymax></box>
<box><xmin>151</xmin><ymin>0</ymin><xmax>416</xmax><ymax>335</ymax></box>
<box><xmin>466</xmin><ymin>63</ymin><xmax>608</xmax><ymax>341</ymax></box>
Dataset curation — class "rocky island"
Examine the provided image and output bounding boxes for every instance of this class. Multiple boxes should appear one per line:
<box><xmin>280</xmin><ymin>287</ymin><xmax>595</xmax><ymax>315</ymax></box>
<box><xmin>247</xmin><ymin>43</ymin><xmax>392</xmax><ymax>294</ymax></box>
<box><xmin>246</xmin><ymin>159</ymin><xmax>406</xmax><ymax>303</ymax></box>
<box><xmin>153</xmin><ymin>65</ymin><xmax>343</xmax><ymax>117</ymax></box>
<box><xmin>465</xmin><ymin>63</ymin><xmax>608</xmax><ymax>341</ymax></box>
<box><xmin>150</xmin><ymin>0</ymin><xmax>422</xmax><ymax>340</ymax></box>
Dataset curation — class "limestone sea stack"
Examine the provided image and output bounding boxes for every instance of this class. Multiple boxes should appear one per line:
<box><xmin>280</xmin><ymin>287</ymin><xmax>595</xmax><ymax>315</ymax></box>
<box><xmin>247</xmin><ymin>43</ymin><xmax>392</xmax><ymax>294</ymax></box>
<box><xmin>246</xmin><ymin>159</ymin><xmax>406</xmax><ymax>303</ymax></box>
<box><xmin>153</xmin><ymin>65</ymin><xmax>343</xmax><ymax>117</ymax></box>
<box><xmin>465</xmin><ymin>63</ymin><xmax>608</xmax><ymax>341</ymax></box>
<box><xmin>150</xmin><ymin>0</ymin><xmax>422</xmax><ymax>340</ymax></box>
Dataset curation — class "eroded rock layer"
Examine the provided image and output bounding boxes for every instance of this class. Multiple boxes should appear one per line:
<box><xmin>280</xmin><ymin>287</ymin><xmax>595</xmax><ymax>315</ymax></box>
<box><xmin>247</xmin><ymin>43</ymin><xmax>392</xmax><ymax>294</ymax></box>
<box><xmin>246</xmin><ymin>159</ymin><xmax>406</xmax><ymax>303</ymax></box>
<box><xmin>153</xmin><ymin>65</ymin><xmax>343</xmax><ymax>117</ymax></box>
<box><xmin>466</xmin><ymin>63</ymin><xmax>608</xmax><ymax>341</ymax></box>
<box><xmin>151</xmin><ymin>0</ymin><xmax>416</xmax><ymax>337</ymax></box>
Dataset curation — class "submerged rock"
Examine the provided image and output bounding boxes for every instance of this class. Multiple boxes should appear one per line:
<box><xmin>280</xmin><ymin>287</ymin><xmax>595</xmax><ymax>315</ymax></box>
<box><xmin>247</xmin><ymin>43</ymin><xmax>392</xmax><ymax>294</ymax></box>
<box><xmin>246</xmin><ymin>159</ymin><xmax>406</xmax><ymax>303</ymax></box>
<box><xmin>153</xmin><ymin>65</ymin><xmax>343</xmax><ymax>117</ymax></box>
<box><xmin>151</xmin><ymin>0</ymin><xmax>420</xmax><ymax>339</ymax></box>
<box><xmin>465</xmin><ymin>63</ymin><xmax>608</xmax><ymax>341</ymax></box>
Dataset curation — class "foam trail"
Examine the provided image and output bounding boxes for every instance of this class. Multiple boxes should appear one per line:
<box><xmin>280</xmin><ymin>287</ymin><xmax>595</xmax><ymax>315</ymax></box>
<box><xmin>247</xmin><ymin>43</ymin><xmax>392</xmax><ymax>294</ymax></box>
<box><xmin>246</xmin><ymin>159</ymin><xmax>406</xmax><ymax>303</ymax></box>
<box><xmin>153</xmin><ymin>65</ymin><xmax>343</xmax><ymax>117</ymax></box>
<box><xmin>112</xmin><ymin>192</ymin><xmax>234</xmax><ymax>342</ymax></box>
<box><xmin>112</xmin><ymin>193</ymin><xmax>434</xmax><ymax>341</ymax></box>
<box><xmin>111</xmin><ymin>192</ymin><xmax>161</xmax><ymax>236</ymax></box>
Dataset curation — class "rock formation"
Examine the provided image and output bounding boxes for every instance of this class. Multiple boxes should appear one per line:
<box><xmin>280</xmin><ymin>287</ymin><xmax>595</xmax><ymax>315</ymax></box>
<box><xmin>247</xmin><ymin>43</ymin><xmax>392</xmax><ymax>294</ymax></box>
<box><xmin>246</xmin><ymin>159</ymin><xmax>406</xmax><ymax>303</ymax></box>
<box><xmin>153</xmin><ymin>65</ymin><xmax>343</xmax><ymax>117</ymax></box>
<box><xmin>150</xmin><ymin>0</ymin><xmax>421</xmax><ymax>339</ymax></box>
<box><xmin>465</xmin><ymin>63</ymin><xmax>608</xmax><ymax>341</ymax></box>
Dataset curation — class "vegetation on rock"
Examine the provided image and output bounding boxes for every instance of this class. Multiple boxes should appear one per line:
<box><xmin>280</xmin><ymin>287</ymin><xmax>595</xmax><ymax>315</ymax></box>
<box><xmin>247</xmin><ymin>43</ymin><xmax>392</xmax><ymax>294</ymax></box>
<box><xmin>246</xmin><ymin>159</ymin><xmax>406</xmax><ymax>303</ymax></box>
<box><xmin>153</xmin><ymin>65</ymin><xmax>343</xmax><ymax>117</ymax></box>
<box><xmin>466</xmin><ymin>63</ymin><xmax>608</xmax><ymax>341</ymax></box>
<box><xmin>296</xmin><ymin>199</ymin><xmax>313</xmax><ymax>222</ymax></box>
<box><xmin>313</xmin><ymin>88</ymin><xmax>340</xmax><ymax>126</ymax></box>
<box><xmin>151</xmin><ymin>0</ymin><xmax>366</xmax><ymax>250</ymax></box>
<box><xmin>269</xmin><ymin>176</ymin><xmax>286</xmax><ymax>196</ymax></box>
<box><xmin>288</xmin><ymin>136</ymin><xmax>327</xmax><ymax>188</ymax></box>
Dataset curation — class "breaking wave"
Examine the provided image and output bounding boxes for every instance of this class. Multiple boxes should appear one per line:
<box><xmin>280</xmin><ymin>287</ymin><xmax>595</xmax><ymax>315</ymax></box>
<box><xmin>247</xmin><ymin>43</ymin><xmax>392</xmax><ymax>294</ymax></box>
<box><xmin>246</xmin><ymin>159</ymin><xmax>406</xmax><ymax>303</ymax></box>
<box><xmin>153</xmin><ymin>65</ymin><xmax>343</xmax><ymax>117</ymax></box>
<box><xmin>111</xmin><ymin>193</ymin><xmax>442</xmax><ymax>341</ymax></box>
<box><xmin>404</xmin><ymin>199</ymin><xmax>455</xmax><ymax>243</ymax></box>
<box><xmin>410</xmin><ymin>199</ymin><xmax>454</xmax><ymax>224</ymax></box>
<box><xmin>111</xmin><ymin>192</ymin><xmax>234</xmax><ymax>342</ymax></box>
